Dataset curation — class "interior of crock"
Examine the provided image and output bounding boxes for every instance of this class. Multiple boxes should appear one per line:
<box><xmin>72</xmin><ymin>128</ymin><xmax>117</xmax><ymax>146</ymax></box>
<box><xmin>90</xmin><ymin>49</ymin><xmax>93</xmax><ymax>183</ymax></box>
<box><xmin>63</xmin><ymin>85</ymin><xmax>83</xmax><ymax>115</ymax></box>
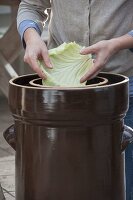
<box><xmin>12</xmin><ymin>72</ymin><xmax>126</xmax><ymax>87</ymax></box>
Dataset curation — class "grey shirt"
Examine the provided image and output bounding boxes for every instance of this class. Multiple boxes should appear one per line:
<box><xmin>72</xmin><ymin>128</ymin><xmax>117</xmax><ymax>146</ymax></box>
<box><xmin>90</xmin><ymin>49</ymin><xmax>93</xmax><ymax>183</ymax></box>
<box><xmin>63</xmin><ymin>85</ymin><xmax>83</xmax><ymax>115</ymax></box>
<box><xmin>17</xmin><ymin>0</ymin><xmax>133</xmax><ymax>76</ymax></box>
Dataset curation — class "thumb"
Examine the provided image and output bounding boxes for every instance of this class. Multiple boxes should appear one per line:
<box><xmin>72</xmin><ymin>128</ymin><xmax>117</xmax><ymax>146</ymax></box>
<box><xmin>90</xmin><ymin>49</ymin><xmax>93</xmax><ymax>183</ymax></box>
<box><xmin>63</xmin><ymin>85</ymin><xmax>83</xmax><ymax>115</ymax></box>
<box><xmin>80</xmin><ymin>45</ymin><xmax>96</xmax><ymax>55</ymax></box>
<box><xmin>41</xmin><ymin>49</ymin><xmax>53</xmax><ymax>69</ymax></box>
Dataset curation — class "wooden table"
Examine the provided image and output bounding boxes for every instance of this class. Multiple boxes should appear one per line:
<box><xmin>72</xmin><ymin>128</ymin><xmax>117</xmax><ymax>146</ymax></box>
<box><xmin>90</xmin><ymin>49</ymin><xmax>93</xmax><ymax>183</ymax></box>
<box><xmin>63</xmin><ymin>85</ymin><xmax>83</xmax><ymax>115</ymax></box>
<box><xmin>0</xmin><ymin>0</ymin><xmax>21</xmax><ymax>97</ymax></box>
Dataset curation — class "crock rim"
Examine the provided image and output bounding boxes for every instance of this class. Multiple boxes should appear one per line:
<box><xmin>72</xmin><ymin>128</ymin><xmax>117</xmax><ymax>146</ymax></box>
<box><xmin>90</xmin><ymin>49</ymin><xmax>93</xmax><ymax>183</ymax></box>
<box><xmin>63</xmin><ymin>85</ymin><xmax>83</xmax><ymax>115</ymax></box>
<box><xmin>9</xmin><ymin>72</ymin><xmax>129</xmax><ymax>91</ymax></box>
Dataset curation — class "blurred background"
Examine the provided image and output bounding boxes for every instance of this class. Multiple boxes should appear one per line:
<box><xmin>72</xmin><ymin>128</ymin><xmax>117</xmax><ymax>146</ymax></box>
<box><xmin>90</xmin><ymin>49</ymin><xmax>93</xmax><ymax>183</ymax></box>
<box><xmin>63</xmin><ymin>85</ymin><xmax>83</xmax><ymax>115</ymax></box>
<box><xmin>0</xmin><ymin>2</ymin><xmax>25</xmax><ymax>199</ymax></box>
<box><xmin>0</xmin><ymin>1</ymin><xmax>48</xmax><ymax>199</ymax></box>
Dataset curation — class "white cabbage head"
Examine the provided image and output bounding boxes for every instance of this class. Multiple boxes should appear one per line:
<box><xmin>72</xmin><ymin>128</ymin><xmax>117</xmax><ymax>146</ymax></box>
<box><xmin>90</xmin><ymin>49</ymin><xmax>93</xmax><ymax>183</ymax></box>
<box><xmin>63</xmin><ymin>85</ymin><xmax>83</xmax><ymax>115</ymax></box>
<box><xmin>39</xmin><ymin>42</ymin><xmax>93</xmax><ymax>87</ymax></box>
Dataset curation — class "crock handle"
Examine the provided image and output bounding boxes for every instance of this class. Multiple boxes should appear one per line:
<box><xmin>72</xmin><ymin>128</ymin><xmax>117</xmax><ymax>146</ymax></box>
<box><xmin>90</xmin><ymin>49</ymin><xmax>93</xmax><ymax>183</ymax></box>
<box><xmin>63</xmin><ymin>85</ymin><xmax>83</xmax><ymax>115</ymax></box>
<box><xmin>3</xmin><ymin>124</ymin><xmax>16</xmax><ymax>151</ymax></box>
<box><xmin>121</xmin><ymin>125</ymin><xmax>133</xmax><ymax>152</ymax></box>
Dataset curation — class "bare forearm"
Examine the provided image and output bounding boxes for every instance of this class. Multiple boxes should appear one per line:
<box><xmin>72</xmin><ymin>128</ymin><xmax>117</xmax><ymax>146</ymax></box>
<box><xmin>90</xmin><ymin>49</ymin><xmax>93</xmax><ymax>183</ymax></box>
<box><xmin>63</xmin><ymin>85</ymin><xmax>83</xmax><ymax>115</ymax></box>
<box><xmin>110</xmin><ymin>34</ymin><xmax>133</xmax><ymax>53</ymax></box>
<box><xmin>24</xmin><ymin>28</ymin><xmax>41</xmax><ymax>45</ymax></box>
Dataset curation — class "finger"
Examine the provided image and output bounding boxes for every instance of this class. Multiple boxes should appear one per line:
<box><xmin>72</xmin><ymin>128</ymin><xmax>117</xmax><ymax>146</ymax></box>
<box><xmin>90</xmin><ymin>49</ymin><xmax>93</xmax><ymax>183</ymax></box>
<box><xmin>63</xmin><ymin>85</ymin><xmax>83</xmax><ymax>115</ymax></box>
<box><xmin>41</xmin><ymin>49</ymin><xmax>53</xmax><ymax>69</ymax></box>
<box><xmin>80</xmin><ymin>50</ymin><xmax>107</xmax><ymax>83</ymax></box>
<box><xmin>80</xmin><ymin>45</ymin><xmax>97</xmax><ymax>55</ymax></box>
<box><xmin>29</xmin><ymin>58</ymin><xmax>47</xmax><ymax>79</ymax></box>
<box><xmin>80</xmin><ymin>68</ymin><xmax>101</xmax><ymax>83</ymax></box>
<box><xmin>80</xmin><ymin>61</ymin><xmax>103</xmax><ymax>83</ymax></box>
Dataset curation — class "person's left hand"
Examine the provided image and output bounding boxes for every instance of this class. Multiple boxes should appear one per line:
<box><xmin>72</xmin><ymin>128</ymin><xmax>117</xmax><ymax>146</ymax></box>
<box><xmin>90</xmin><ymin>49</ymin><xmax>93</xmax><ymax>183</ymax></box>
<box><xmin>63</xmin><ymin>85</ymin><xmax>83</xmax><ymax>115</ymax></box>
<box><xmin>80</xmin><ymin>40</ymin><xmax>117</xmax><ymax>82</ymax></box>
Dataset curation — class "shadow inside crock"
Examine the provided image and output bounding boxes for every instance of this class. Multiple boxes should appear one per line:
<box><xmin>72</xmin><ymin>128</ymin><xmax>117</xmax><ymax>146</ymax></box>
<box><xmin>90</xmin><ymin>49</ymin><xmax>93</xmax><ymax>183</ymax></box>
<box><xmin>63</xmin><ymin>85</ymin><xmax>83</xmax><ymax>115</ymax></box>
<box><xmin>29</xmin><ymin>76</ymin><xmax>108</xmax><ymax>88</ymax></box>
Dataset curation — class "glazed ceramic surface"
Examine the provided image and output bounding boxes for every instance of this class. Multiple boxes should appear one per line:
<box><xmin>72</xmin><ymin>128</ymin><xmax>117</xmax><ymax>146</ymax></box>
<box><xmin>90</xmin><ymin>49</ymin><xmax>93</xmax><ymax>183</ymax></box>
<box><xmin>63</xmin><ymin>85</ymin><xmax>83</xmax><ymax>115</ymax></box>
<box><xmin>8</xmin><ymin>72</ymin><xmax>129</xmax><ymax>200</ymax></box>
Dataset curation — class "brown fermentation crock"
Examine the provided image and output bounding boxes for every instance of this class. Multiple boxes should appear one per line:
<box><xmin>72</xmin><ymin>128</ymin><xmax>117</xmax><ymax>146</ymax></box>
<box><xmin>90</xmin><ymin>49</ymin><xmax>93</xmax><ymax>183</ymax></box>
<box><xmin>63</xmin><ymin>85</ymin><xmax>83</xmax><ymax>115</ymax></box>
<box><xmin>4</xmin><ymin>72</ymin><xmax>133</xmax><ymax>200</ymax></box>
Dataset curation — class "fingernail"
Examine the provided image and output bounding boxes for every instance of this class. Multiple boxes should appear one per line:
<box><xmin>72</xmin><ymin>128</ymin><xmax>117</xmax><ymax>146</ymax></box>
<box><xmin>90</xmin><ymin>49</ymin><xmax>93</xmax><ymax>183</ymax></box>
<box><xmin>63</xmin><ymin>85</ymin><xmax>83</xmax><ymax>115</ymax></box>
<box><xmin>49</xmin><ymin>63</ymin><xmax>53</xmax><ymax>68</ymax></box>
<box><xmin>47</xmin><ymin>62</ymin><xmax>53</xmax><ymax>69</ymax></box>
<box><xmin>43</xmin><ymin>75</ymin><xmax>47</xmax><ymax>79</ymax></box>
<box><xmin>41</xmin><ymin>71</ymin><xmax>47</xmax><ymax>79</ymax></box>
<box><xmin>80</xmin><ymin>47</ymin><xmax>86</xmax><ymax>54</ymax></box>
<box><xmin>80</xmin><ymin>78</ymin><xmax>85</xmax><ymax>83</ymax></box>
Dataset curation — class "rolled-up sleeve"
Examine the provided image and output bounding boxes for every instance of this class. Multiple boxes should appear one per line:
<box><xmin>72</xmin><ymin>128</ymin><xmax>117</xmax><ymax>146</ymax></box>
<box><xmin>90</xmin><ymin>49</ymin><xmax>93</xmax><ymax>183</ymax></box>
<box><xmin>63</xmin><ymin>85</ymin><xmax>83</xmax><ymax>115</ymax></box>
<box><xmin>17</xmin><ymin>0</ymin><xmax>51</xmax><ymax>33</ymax></box>
<box><xmin>18</xmin><ymin>20</ymin><xmax>41</xmax><ymax>39</ymax></box>
<box><xmin>128</xmin><ymin>30</ymin><xmax>133</xmax><ymax>52</ymax></box>
<box><xmin>18</xmin><ymin>19</ymin><xmax>42</xmax><ymax>48</ymax></box>
<box><xmin>128</xmin><ymin>30</ymin><xmax>133</xmax><ymax>37</ymax></box>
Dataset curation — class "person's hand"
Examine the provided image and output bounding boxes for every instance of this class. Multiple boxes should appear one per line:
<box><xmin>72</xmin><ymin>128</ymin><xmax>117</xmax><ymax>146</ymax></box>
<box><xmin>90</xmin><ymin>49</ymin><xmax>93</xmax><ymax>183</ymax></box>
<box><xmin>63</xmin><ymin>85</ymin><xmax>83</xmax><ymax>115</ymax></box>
<box><xmin>23</xmin><ymin>28</ymin><xmax>52</xmax><ymax>79</ymax></box>
<box><xmin>80</xmin><ymin>39</ymin><xmax>116</xmax><ymax>82</ymax></box>
<box><xmin>80</xmin><ymin>34</ymin><xmax>133</xmax><ymax>83</ymax></box>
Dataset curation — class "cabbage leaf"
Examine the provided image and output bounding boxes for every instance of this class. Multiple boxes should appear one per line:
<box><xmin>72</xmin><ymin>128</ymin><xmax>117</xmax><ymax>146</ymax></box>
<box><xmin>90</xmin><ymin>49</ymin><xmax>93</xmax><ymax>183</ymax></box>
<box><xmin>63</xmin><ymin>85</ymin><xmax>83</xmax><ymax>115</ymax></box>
<box><xmin>39</xmin><ymin>42</ymin><xmax>93</xmax><ymax>87</ymax></box>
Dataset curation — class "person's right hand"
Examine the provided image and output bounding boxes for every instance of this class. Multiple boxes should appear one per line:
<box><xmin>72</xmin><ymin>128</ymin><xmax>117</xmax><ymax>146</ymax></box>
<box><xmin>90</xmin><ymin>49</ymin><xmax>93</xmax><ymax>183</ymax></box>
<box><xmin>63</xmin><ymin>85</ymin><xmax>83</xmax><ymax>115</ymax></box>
<box><xmin>23</xmin><ymin>28</ymin><xmax>52</xmax><ymax>79</ymax></box>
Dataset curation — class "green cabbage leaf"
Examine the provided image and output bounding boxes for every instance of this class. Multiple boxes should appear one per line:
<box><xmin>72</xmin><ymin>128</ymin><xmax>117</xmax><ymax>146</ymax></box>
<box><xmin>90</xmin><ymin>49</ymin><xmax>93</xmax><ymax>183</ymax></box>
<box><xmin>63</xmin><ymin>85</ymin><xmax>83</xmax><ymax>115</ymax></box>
<box><xmin>39</xmin><ymin>42</ymin><xmax>93</xmax><ymax>87</ymax></box>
